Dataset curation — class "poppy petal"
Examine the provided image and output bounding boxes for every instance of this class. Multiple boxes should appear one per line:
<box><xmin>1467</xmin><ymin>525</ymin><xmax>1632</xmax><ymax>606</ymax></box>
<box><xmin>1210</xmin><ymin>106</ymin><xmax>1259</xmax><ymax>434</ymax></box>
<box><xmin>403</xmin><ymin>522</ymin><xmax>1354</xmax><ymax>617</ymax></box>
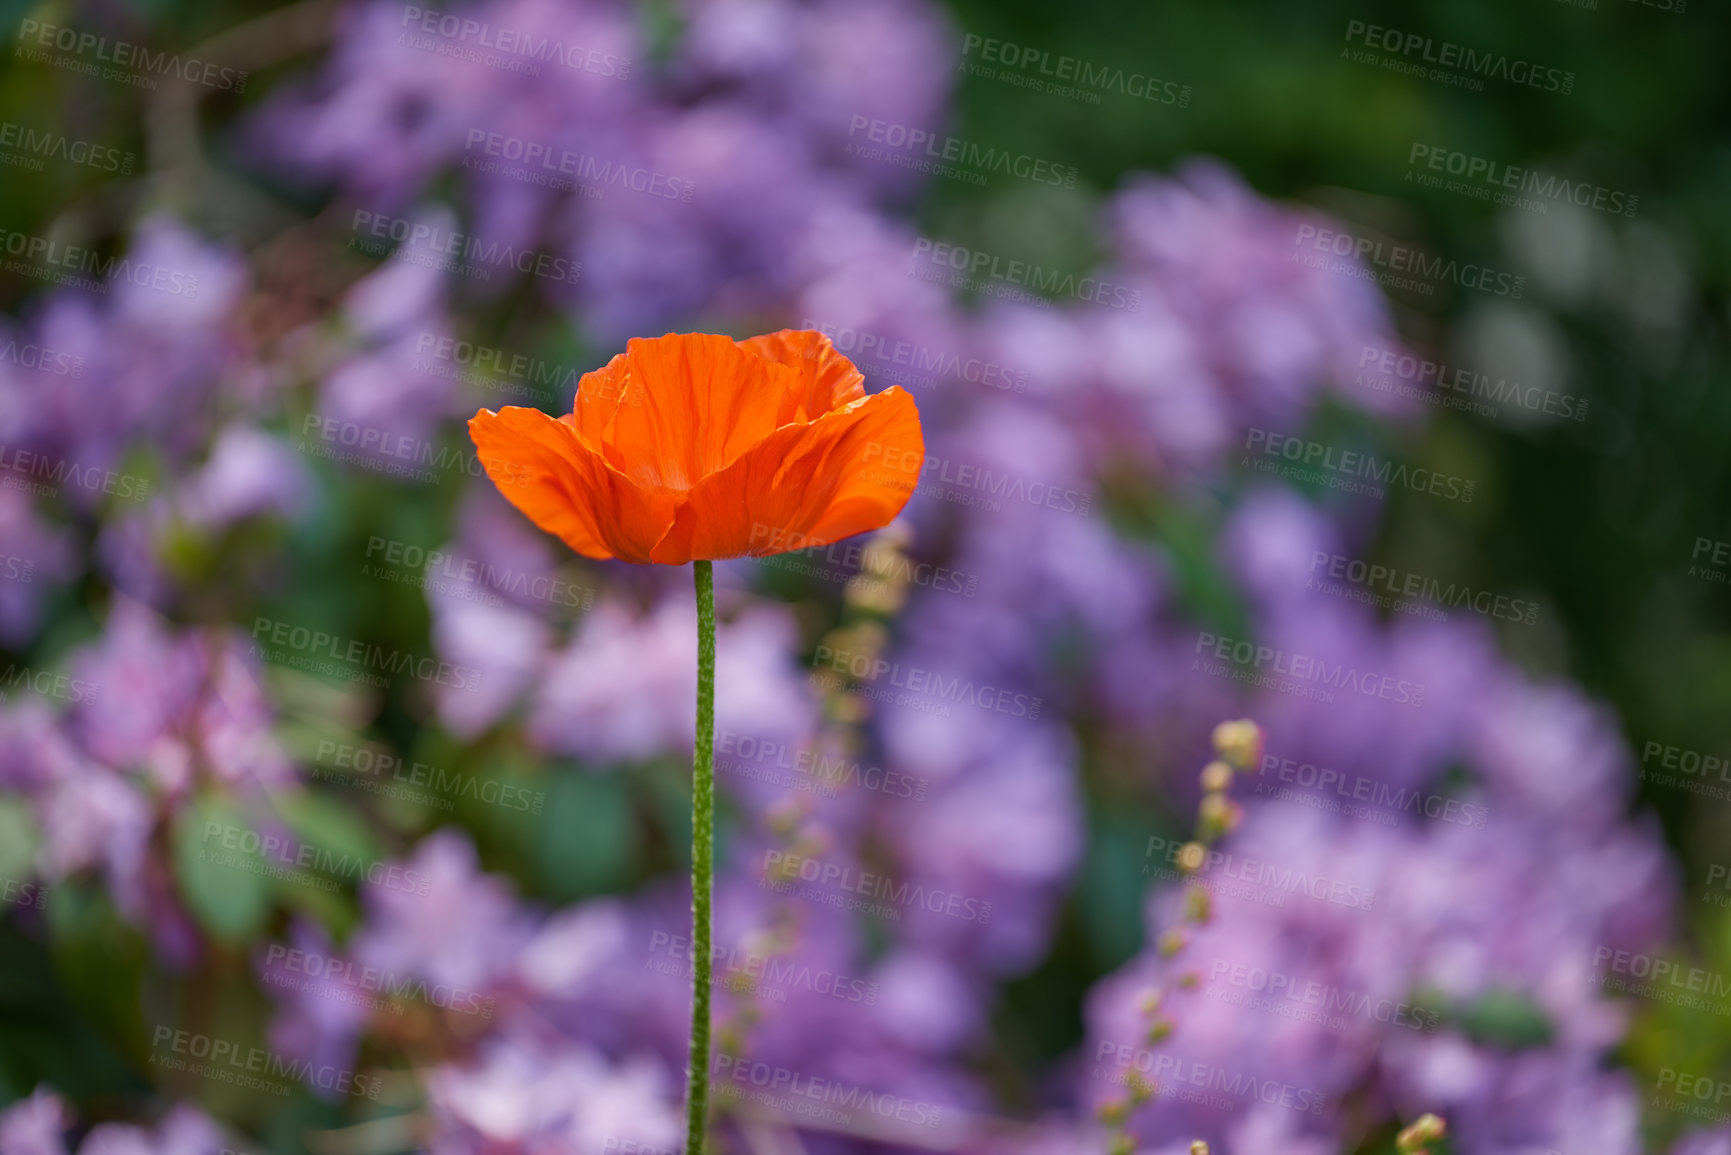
<box><xmin>470</xmin><ymin>406</ymin><xmax>679</xmax><ymax>563</ymax></box>
<box><xmin>570</xmin><ymin>352</ymin><xmax>635</xmax><ymax>447</ymax></box>
<box><xmin>648</xmin><ymin>386</ymin><xmax>923</xmax><ymax>563</ymax></box>
<box><xmin>736</xmin><ymin>329</ymin><xmax>867</xmax><ymax>423</ymax></box>
<box><xmin>602</xmin><ymin>333</ymin><xmax>802</xmax><ymax>492</ymax></box>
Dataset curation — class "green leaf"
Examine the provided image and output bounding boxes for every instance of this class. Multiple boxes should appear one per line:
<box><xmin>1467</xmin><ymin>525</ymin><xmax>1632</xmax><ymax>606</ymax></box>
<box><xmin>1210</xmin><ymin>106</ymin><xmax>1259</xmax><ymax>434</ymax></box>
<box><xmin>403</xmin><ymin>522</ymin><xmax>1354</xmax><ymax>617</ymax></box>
<box><xmin>1455</xmin><ymin>987</ymin><xmax>1553</xmax><ymax>1050</ymax></box>
<box><xmin>172</xmin><ymin>793</ymin><xmax>273</xmax><ymax>942</ymax></box>
<box><xmin>271</xmin><ymin>790</ymin><xmax>379</xmax><ymax>869</ymax></box>
<box><xmin>0</xmin><ymin>797</ymin><xmax>38</xmax><ymax>889</ymax></box>
<box><xmin>45</xmin><ymin>882</ymin><xmax>149</xmax><ymax>1060</ymax></box>
<box><xmin>539</xmin><ymin>771</ymin><xmax>636</xmax><ymax>900</ymax></box>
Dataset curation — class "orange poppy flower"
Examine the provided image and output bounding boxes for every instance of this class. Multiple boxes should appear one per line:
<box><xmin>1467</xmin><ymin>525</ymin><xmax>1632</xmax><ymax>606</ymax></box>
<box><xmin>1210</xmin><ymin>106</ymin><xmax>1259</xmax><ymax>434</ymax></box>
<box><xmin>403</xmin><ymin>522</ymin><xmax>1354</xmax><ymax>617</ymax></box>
<box><xmin>468</xmin><ymin>330</ymin><xmax>924</xmax><ymax>565</ymax></box>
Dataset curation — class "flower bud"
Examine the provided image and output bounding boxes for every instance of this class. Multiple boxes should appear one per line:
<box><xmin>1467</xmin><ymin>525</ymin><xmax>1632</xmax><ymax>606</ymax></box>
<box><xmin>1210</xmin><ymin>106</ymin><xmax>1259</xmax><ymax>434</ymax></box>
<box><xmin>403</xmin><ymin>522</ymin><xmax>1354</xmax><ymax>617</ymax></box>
<box><xmin>1197</xmin><ymin>792</ymin><xmax>1230</xmax><ymax>833</ymax></box>
<box><xmin>1211</xmin><ymin>719</ymin><xmax>1264</xmax><ymax>771</ymax></box>
<box><xmin>1177</xmin><ymin>842</ymin><xmax>1207</xmax><ymax>875</ymax></box>
<box><xmin>844</xmin><ymin>577</ymin><xmax>897</xmax><ymax>613</ymax></box>
<box><xmin>1396</xmin><ymin>1113</ymin><xmax>1447</xmax><ymax>1153</ymax></box>
<box><xmin>1191</xmin><ymin>1144</ymin><xmax>1211</xmax><ymax>1155</ymax></box>
<box><xmin>828</xmin><ymin>692</ymin><xmax>871</xmax><ymax>725</ymax></box>
<box><xmin>861</xmin><ymin>535</ymin><xmax>908</xmax><ymax>579</ymax></box>
<box><xmin>1199</xmin><ymin>760</ymin><xmax>1234</xmax><ymax>793</ymax></box>
<box><xmin>765</xmin><ymin>796</ymin><xmax>807</xmax><ymax>836</ymax></box>
<box><xmin>794</xmin><ymin>823</ymin><xmax>832</xmax><ymax>859</ymax></box>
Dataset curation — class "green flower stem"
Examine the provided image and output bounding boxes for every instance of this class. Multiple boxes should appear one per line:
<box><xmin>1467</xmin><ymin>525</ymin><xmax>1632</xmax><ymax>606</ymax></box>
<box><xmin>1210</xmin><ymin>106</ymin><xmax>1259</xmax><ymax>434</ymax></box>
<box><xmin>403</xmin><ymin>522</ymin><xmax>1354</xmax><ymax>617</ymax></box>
<box><xmin>686</xmin><ymin>559</ymin><xmax>716</xmax><ymax>1155</ymax></box>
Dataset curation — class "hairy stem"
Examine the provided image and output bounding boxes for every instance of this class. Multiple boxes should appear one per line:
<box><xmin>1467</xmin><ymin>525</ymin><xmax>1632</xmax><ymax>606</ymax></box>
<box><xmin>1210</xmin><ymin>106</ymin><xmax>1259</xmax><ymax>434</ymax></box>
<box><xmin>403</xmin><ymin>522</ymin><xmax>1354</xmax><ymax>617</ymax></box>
<box><xmin>686</xmin><ymin>559</ymin><xmax>717</xmax><ymax>1155</ymax></box>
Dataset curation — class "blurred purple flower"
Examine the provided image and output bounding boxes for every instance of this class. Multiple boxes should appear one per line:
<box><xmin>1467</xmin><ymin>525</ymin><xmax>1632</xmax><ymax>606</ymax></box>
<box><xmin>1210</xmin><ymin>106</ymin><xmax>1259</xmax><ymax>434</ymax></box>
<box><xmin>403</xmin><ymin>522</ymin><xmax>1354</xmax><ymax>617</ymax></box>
<box><xmin>0</xmin><ymin>489</ymin><xmax>76</xmax><ymax>646</ymax></box>
<box><xmin>530</xmin><ymin>593</ymin><xmax>813</xmax><ymax>764</ymax></box>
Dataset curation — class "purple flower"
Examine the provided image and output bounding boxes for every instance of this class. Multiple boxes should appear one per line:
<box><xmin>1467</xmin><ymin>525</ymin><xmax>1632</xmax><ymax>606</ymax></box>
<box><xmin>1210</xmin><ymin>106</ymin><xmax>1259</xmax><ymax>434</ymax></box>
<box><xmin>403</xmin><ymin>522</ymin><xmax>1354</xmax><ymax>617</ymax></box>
<box><xmin>530</xmin><ymin>593</ymin><xmax>813</xmax><ymax>764</ymax></box>
<box><xmin>883</xmin><ymin>717</ymin><xmax>1082</xmax><ymax>974</ymax></box>
<box><xmin>0</xmin><ymin>489</ymin><xmax>76</xmax><ymax>645</ymax></box>
<box><xmin>1674</xmin><ymin>1130</ymin><xmax>1731</xmax><ymax>1155</ymax></box>
<box><xmin>352</xmin><ymin>829</ymin><xmax>536</xmax><ymax>996</ymax></box>
<box><xmin>426</xmin><ymin>1035</ymin><xmax>682</xmax><ymax>1155</ymax></box>
<box><xmin>430</xmin><ymin>592</ymin><xmax>553</xmax><ymax>738</ymax></box>
<box><xmin>78</xmin><ymin>1105</ymin><xmax>228</xmax><ymax>1155</ymax></box>
<box><xmin>0</xmin><ymin>1087</ymin><xmax>69</xmax><ymax>1155</ymax></box>
<box><xmin>0</xmin><ymin>1090</ymin><xmax>229</xmax><ymax>1155</ymax></box>
<box><xmin>174</xmin><ymin>426</ymin><xmax>312</xmax><ymax>530</ymax></box>
<box><xmin>258</xmin><ymin>919</ymin><xmax>373</xmax><ymax>1073</ymax></box>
